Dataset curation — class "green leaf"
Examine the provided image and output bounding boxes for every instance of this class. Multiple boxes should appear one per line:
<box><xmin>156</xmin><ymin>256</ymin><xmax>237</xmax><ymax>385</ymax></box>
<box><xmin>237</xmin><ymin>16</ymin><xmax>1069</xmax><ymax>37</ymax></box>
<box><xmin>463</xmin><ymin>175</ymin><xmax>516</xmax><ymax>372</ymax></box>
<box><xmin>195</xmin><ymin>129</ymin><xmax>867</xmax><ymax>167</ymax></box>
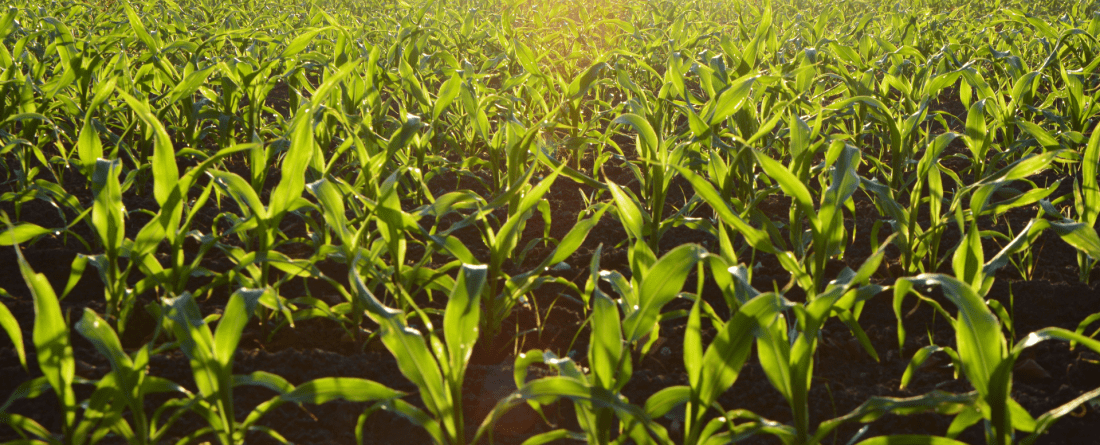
<box><xmin>350</xmin><ymin>264</ymin><xmax>449</xmax><ymax>418</ymax></box>
<box><xmin>214</xmin><ymin>288</ymin><xmax>263</xmax><ymax>367</ymax></box>
<box><xmin>814</xmin><ymin>391</ymin><xmax>980</xmax><ymax>443</ymax></box>
<box><xmin>164</xmin><ymin>292</ymin><xmax>221</xmax><ymax>399</ymax></box>
<box><xmin>16</xmin><ymin>245</ymin><xmax>76</xmax><ymax>430</ymax></box>
<box><xmin>0</xmin><ymin>412</ymin><xmax>54</xmax><ymax>443</ymax></box>
<box><xmin>124</xmin><ymin>3</ymin><xmax>159</xmax><ymax>51</ymax></box>
<box><xmin>307</xmin><ymin>178</ymin><xmax>350</xmax><ymax>246</ymax></box>
<box><xmin>607</xmin><ymin>180</ymin><xmax>645</xmax><ymax>241</ymax></box>
<box><xmin>973</xmin><ymin>150</ymin><xmax>1062</xmax><ymax>191</ymax></box>
<box><xmin>166</xmin><ymin>66</ymin><xmax>215</xmax><ymax>105</ymax></box>
<box><xmin>613</xmin><ymin>114</ymin><xmax>659</xmax><ymax>159</ymax></box>
<box><xmin>1048</xmin><ymin>220</ymin><xmax>1100</xmax><ymax>260</ymax></box>
<box><xmin>1081</xmin><ymin>120</ymin><xmax>1100</xmax><ymax>225</ymax></box>
<box><xmin>75</xmin><ymin>309</ymin><xmax>132</xmax><ymax>374</ymax></box>
<box><xmin>0</xmin><ymin>302</ymin><xmax>25</xmax><ymax>371</ymax></box>
<box><xmin>0</xmin><ymin>8</ymin><xmax>17</xmax><ymax>39</ymax></box>
<box><xmin>644</xmin><ymin>385</ymin><xmax>691</xmax><ymax>418</ymax></box>
<box><xmin>622</xmin><ymin>244</ymin><xmax>705</xmax><ymax>343</ymax></box>
<box><xmin>118</xmin><ymin>92</ymin><xmax>178</xmax><ymax>208</ymax></box>
<box><xmin>952</xmin><ymin>223</ymin><xmax>984</xmax><ymax>289</ymax></box>
<box><xmin>0</xmin><ymin>223</ymin><xmax>52</xmax><ymax>246</ymax></box>
<box><xmin>753</xmin><ymin>150</ymin><xmax>815</xmax><ymax>219</ymax></box>
<box><xmin>710</xmin><ymin>75</ymin><xmax>756</xmax><ymax>125</ymax></box>
<box><xmin>912</xmin><ymin>274</ymin><xmax>1005</xmax><ymax>397</ymax></box>
<box><xmin>518</xmin><ymin>429</ymin><xmax>587</xmax><ymax>445</ymax></box>
<box><xmin>77</xmin><ymin>118</ymin><xmax>103</xmax><ymax>174</ymax></box>
<box><xmin>675</xmin><ymin>166</ymin><xmax>777</xmax><ymax>253</ymax></box>
<box><xmin>279</xmin><ymin>27</ymin><xmax>327</xmax><ymax>58</ymax></box>
<box><xmin>476</xmin><ymin>376</ymin><xmax>662</xmax><ymax>444</ymax></box>
<box><xmin>567</xmin><ymin>62</ymin><xmax>607</xmax><ymax>98</ymax></box>
<box><xmin>546</xmin><ymin>205</ymin><xmax>608</xmax><ymax>265</ymax></box>
<box><xmin>899</xmin><ymin>345</ymin><xmax>957</xmax><ymax>390</ymax></box>
<box><xmin>513</xmin><ymin>40</ymin><xmax>543</xmax><ymax>77</ymax></box>
<box><xmin>268</xmin><ymin>105</ymin><xmax>316</xmax><ymax>219</ymax></box>
<box><xmin>433</xmin><ymin>74</ymin><xmax>463</xmax><ymax>121</ymax></box>
<box><xmin>243</xmin><ymin>377</ymin><xmax>403</xmax><ymax>432</ymax></box>
<box><xmin>1014</xmin><ymin>327</ymin><xmax>1100</xmax><ymax>359</ymax></box>
<box><xmin>696</xmin><ymin>293</ymin><xmax>784</xmax><ymax>408</ymax></box>
<box><xmin>91</xmin><ymin>159</ymin><xmax>124</xmax><ymax>255</ymax></box>
<box><xmin>281</xmin><ymin>377</ymin><xmax>405</xmax><ymax>404</ymax></box>
<box><xmin>589</xmin><ymin>291</ymin><xmax>626</xmax><ymax>391</ymax></box>
<box><xmin>684</xmin><ymin>296</ymin><xmax>703</xmax><ymax>388</ymax></box>
<box><xmin>1023</xmin><ymin>386</ymin><xmax>1100</xmax><ymax>445</ymax></box>
<box><xmin>234</xmin><ymin>371</ymin><xmax>295</xmax><ymax>395</ymax></box>
<box><xmin>444</xmin><ymin>264</ymin><xmax>486</xmax><ymax>369</ymax></box>
<box><xmin>208</xmin><ymin>170</ymin><xmax>268</xmax><ymax>220</ymax></box>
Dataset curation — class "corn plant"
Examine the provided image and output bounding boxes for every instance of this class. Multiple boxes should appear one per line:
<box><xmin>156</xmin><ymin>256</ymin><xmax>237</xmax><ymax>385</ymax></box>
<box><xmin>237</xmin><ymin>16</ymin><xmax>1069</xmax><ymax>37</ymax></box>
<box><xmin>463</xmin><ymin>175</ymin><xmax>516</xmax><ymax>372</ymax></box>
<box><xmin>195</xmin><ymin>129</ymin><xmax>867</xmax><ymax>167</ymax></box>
<box><xmin>893</xmin><ymin>273</ymin><xmax>1100</xmax><ymax>445</ymax></box>
<box><xmin>351</xmin><ymin>261</ymin><xmax>487</xmax><ymax>445</ymax></box>
<box><xmin>72</xmin><ymin>308</ymin><xmax>194</xmax><ymax>445</ymax></box>
<box><xmin>161</xmin><ymin>289</ymin><xmax>266</xmax><ymax>444</ymax></box>
<box><xmin>889</xmin><ymin>222</ymin><xmax>1100</xmax><ymax>444</ymax></box>
<box><xmin>722</xmin><ymin>237</ymin><xmax>891</xmax><ymax>444</ymax></box>
<box><xmin>752</xmin><ymin>141</ymin><xmax>863</xmax><ymax>294</ymax></box>
<box><xmin>1042</xmin><ymin>120</ymin><xmax>1100</xmax><ymax>282</ymax></box>
<box><xmin>0</xmin><ymin>238</ymin><xmax>192</xmax><ymax>445</ymax></box>
<box><xmin>161</xmin><ymin>286</ymin><xmax>406</xmax><ymax>444</ymax></box>
<box><xmin>0</xmin><ymin>241</ymin><xmax>78</xmax><ymax>443</ymax></box>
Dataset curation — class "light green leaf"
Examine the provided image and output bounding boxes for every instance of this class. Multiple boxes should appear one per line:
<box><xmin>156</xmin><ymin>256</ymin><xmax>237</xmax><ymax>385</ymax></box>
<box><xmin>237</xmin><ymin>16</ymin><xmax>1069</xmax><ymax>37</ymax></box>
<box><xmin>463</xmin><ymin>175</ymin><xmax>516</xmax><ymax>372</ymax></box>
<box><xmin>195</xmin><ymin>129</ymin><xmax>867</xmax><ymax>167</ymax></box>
<box><xmin>0</xmin><ymin>302</ymin><xmax>25</xmax><ymax>371</ymax></box>
<box><xmin>622</xmin><ymin>244</ymin><xmax>705</xmax><ymax>343</ymax></box>
<box><xmin>117</xmin><ymin>92</ymin><xmax>178</xmax><ymax>208</ymax></box>
<box><xmin>16</xmin><ymin>246</ymin><xmax>76</xmax><ymax>429</ymax></box>
<box><xmin>0</xmin><ymin>223</ymin><xmax>52</xmax><ymax>246</ymax></box>
<box><xmin>754</xmin><ymin>150</ymin><xmax>815</xmax><ymax>219</ymax></box>
<box><xmin>589</xmin><ymin>291</ymin><xmax>625</xmax><ymax>391</ymax></box>
<box><xmin>607</xmin><ymin>180</ymin><xmax>645</xmax><ymax>241</ymax></box>
<box><xmin>213</xmin><ymin>288</ymin><xmax>263</xmax><ymax>367</ymax></box>
<box><xmin>444</xmin><ymin>264</ymin><xmax>486</xmax><ymax>369</ymax></box>
<box><xmin>433</xmin><ymin>74</ymin><xmax>463</xmax><ymax>121</ymax></box>
<box><xmin>612</xmin><ymin>114</ymin><xmax>659</xmax><ymax>159</ymax></box>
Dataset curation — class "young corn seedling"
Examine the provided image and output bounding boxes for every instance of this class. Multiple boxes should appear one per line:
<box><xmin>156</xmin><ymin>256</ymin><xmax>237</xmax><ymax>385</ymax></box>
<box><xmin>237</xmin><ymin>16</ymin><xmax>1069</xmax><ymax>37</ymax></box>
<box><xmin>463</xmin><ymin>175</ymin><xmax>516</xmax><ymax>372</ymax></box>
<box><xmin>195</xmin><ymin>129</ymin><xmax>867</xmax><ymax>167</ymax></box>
<box><xmin>716</xmin><ymin>238</ymin><xmax>891</xmax><ymax>444</ymax></box>
<box><xmin>479</xmin><ymin>247</ymin><xmax>686</xmax><ymax>445</ymax></box>
<box><xmin>351</xmin><ymin>261</ymin><xmax>487</xmax><ymax>445</ymax></box>
<box><xmin>893</xmin><ymin>272</ymin><xmax>1100</xmax><ymax>445</ymax></box>
<box><xmin>888</xmin><ymin>219</ymin><xmax>1100</xmax><ymax>444</ymax></box>
<box><xmin>860</xmin><ymin>133</ymin><xmax>960</xmax><ymax>274</ymax></box>
<box><xmin>483</xmin><ymin>242</ymin><xmax>738</xmax><ymax>444</ymax></box>
<box><xmin>474</xmin><ymin>163</ymin><xmax>607</xmax><ymax>339</ymax></box>
<box><xmin>0</xmin><ymin>236</ymin><xmax>192</xmax><ymax>445</ymax></box>
<box><xmin>643</xmin><ymin>289</ymin><xmax>792</xmax><ymax>445</ymax></box>
<box><xmin>79</xmin><ymin>91</ymin><xmax>262</xmax><ymax>333</ymax></box>
<box><xmin>1039</xmin><ymin>121</ymin><xmax>1100</xmax><ymax>283</ymax></box>
<box><xmin>752</xmin><ymin>141</ymin><xmax>863</xmax><ymax>294</ymax></box>
<box><xmin>71</xmin><ymin>308</ymin><xmax>193</xmax><ymax>445</ymax></box>
<box><xmin>163</xmin><ymin>287</ymin><xmax>404</xmax><ymax>444</ymax></box>
<box><xmin>0</xmin><ymin>241</ymin><xmax>79</xmax><ymax>443</ymax></box>
<box><xmin>161</xmin><ymin>289</ymin><xmax>267</xmax><ymax>444</ymax></box>
<box><xmin>204</xmin><ymin>64</ymin><xmax>361</xmax><ymax>329</ymax></box>
<box><xmin>606</xmin><ymin>112</ymin><xmax>689</xmax><ymax>254</ymax></box>
<box><xmin>503</xmin><ymin>292</ymin><xmax>661</xmax><ymax>444</ymax></box>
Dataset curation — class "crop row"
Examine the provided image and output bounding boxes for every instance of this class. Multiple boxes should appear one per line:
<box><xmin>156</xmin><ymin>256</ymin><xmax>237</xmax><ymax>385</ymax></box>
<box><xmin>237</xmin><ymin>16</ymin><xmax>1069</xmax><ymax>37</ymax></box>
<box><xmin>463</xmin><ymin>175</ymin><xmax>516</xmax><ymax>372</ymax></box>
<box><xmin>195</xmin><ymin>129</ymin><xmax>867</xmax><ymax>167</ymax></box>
<box><xmin>1</xmin><ymin>0</ymin><xmax>1099</xmax><ymax>443</ymax></box>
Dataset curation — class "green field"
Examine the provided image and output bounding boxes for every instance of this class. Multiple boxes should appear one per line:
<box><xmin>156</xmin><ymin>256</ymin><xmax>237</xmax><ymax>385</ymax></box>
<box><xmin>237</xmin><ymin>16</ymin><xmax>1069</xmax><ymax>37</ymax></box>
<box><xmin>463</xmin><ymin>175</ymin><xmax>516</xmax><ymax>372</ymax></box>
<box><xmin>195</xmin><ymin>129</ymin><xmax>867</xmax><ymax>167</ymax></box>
<box><xmin>2</xmin><ymin>0</ymin><xmax>1100</xmax><ymax>443</ymax></box>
